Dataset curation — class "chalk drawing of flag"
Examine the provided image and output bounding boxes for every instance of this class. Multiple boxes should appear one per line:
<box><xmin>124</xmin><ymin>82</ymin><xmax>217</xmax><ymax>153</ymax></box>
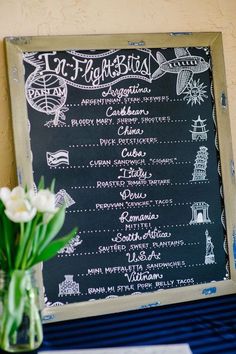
<box><xmin>46</xmin><ymin>150</ymin><xmax>69</xmax><ymax>167</ymax></box>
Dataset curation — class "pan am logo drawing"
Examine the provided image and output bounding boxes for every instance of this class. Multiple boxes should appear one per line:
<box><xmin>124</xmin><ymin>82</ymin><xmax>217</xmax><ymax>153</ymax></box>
<box><xmin>24</xmin><ymin>53</ymin><xmax>68</xmax><ymax>127</ymax></box>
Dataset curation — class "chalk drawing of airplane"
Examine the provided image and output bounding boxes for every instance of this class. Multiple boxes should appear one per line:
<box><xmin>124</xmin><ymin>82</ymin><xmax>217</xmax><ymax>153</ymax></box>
<box><xmin>152</xmin><ymin>48</ymin><xmax>209</xmax><ymax>95</ymax></box>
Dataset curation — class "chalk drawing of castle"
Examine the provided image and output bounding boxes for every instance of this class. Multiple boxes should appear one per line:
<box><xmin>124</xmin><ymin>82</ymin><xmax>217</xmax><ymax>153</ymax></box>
<box><xmin>190</xmin><ymin>202</ymin><xmax>211</xmax><ymax>225</ymax></box>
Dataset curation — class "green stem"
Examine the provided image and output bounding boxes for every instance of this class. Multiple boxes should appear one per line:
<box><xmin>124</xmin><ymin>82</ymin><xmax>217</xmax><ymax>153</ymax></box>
<box><xmin>0</xmin><ymin>309</ymin><xmax>10</xmax><ymax>350</ymax></box>
<box><xmin>2</xmin><ymin>216</ymin><xmax>12</xmax><ymax>271</ymax></box>
<box><xmin>28</xmin><ymin>223</ymin><xmax>47</xmax><ymax>268</ymax></box>
<box><xmin>21</xmin><ymin>214</ymin><xmax>41</xmax><ymax>269</ymax></box>
<box><xmin>29</xmin><ymin>289</ymin><xmax>35</xmax><ymax>349</ymax></box>
<box><xmin>14</xmin><ymin>223</ymin><xmax>25</xmax><ymax>269</ymax></box>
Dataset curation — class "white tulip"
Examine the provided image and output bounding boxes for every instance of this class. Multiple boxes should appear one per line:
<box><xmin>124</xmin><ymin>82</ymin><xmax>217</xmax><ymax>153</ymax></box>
<box><xmin>0</xmin><ymin>186</ymin><xmax>26</xmax><ymax>206</ymax></box>
<box><xmin>28</xmin><ymin>189</ymin><xmax>58</xmax><ymax>213</ymax></box>
<box><xmin>5</xmin><ymin>199</ymin><xmax>37</xmax><ymax>223</ymax></box>
<box><xmin>0</xmin><ymin>187</ymin><xmax>10</xmax><ymax>204</ymax></box>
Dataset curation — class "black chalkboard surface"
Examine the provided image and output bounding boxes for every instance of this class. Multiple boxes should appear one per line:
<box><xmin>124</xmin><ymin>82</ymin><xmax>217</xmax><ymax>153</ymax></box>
<box><xmin>5</xmin><ymin>33</ymin><xmax>236</xmax><ymax>322</ymax></box>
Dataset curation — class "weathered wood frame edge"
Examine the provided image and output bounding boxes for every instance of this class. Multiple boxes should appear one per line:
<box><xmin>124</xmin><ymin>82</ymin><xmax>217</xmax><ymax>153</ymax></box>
<box><xmin>4</xmin><ymin>32</ymin><xmax>236</xmax><ymax>323</ymax></box>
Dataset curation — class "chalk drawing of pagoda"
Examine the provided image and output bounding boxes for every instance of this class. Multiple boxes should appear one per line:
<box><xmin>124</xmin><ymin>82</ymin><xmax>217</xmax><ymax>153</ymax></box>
<box><xmin>58</xmin><ymin>275</ymin><xmax>80</xmax><ymax>297</ymax></box>
<box><xmin>190</xmin><ymin>115</ymin><xmax>208</xmax><ymax>141</ymax></box>
<box><xmin>190</xmin><ymin>202</ymin><xmax>211</xmax><ymax>225</ymax></box>
<box><xmin>191</xmin><ymin>146</ymin><xmax>208</xmax><ymax>181</ymax></box>
<box><xmin>55</xmin><ymin>189</ymin><xmax>75</xmax><ymax>208</ymax></box>
<box><xmin>205</xmin><ymin>229</ymin><xmax>215</xmax><ymax>264</ymax></box>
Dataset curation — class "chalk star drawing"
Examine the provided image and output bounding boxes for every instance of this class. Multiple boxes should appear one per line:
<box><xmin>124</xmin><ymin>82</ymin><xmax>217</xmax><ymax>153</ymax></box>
<box><xmin>205</xmin><ymin>229</ymin><xmax>215</xmax><ymax>264</ymax></box>
<box><xmin>55</xmin><ymin>189</ymin><xmax>75</xmax><ymax>208</ymax></box>
<box><xmin>190</xmin><ymin>115</ymin><xmax>208</xmax><ymax>141</ymax></box>
<box><xmin>152</xmin><ymin>48</ymin><xmax>209</xmax><ymax>95</ymax></box>
<box><xmin>46</xmin><ymin>150</ymin><xmax>69</xmax><ymax>167</ymax></box>
<box><xmin>190</xmin><ymin>202</ymin><xmax>211</xmax><ymax>225</ymax></box>
<box><xmin>58</xmin><ymin>234</ymin><xmax>82</xmax><ymax>255</ymax></box>
<box><xmin>24</xmin><ymin>52</ymin><xmax>68</xmax><ymax>127</ymax></box>
<box><xmin>58</xmin><ymin>275</ymin><xmax>80</xmax><ymax>297</ymax></box>
<box><xmin>183</xmin><ymin>79</ymin><xmax>208</xmax><ymax>106</ymax></box>
<box><xmin>191</xmin><ymin>146</ymin><xmax>208</xmax><ymax>181</ymax></box>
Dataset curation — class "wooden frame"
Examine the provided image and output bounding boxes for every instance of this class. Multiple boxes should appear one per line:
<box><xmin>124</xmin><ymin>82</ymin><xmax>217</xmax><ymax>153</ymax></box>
<box><xmin>5</xmin><ymin>32</ymin><xmax>236</xmax><ymax>323</ymax></box>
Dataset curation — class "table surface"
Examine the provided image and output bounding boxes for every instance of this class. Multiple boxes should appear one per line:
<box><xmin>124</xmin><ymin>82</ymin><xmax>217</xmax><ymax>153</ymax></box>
<box><xmin>40</xmin><ymin>294</ymin><xmax>236</xmax><ymax>354</ymax></box>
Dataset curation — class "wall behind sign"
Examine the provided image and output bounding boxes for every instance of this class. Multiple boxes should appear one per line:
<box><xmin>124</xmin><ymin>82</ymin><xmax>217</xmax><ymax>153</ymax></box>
<box><xmin>0</xmin><ymin>0</ymin><xmax>236</xmax><ymax>187</ymax></box>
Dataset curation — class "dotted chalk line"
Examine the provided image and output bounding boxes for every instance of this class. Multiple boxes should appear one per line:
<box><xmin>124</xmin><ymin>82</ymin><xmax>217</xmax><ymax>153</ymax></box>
<box><xmin>187</xmin><ymin>242</ymin><xmax>200</xmax><ymax>246</ymax></box>
<box><xmin>171</xmin><ymin>181</ymin><xmax>210</xmax><ymax>186</ymax></box>
<box><xmin>68</xmin><ymin>140</ymin><xmax>193</xmax><ymax>148</ymax></box>
<box><xmin>57</xmin><ymin>241</ymin><xmax>201</xmax><ymax>258</ymax></box>
<box><xmin>45</xmin><ymin>119</ymin><xmax>187</xmax><ymax>129</ymax></box>
<box><xmin>49</xmin><ymin>160</ymin><xmax>192</xmax><ymax>169</ymax></box>
<box><xmin>162</xmin><ymin>222</ymin><xmax>214</xmax><ymax>228</ymax></box>
<box><xmin>169</xmin><ymin>98</ymin><xmax>183</xmax><ymax>102</ymax></box>
<box><xmin>64</xmin><ymin>222</ymin><xmax>214</xmax><ymax>236</ymax></box>
<box><xmin>71</xmin><ymin>180</ymin><xmax>209</xmax><ymax>189</ymax></box>
<box><xmin>67</xmin><ymin>201</ymin><xmax>192</xmax><ymax>213</ymax></box>
<box><xmin>55</xmin><ymin>119</ymin><xmax>188</xmax><ymax>129</ymax></box>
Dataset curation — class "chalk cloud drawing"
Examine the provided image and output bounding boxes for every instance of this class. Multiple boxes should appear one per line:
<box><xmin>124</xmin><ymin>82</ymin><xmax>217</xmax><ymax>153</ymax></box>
<box><xmin>58</xmin><ymin>275</ymin><xmax>80</xmax><ymax>297</ymax></box>
<box><xmin>58</xmin><ymin>234</ymin><xmax>82</xmax><ymax>255</ymax></box>
<box><xmin>44</xmin><ymin>295</ymin><xmax>64</xmax><ymax>307</ymax></box>
<box><xmin>190</xmin><ymin>202</ymin><xmax>211</xmax><ymax>225</ymax></box>
<box><xmin>205</xmin><ymin>229</ymin><xmax>215</xmax><ymax>264</ymax></box>
<box><xmin>191</xmin><ymin>146</ymin><xmax>208</xmax><ymax>182</ymax></box>
<box><xmin>190</xmin><ymin>115</ymin><xmax>208</xmax><ymax>141</ymax></box>
<box><xmin>46</xmin><ymin>150</ymin><xmax>69</xmax><ymax>167</ymax></box>
<box><xmin>24</xmin><ymin>52</ymin><xmax>68</xmax><ymax>127</ymax></box>
<box><xmin>152</xmin><ymin>48</ymin><xmax>209</xmax><ymax>95</ymax></box>
<box><xmin>183</xmin><ymin>79</ymin><xmax>208</xmax><ymax>105</ymax></box>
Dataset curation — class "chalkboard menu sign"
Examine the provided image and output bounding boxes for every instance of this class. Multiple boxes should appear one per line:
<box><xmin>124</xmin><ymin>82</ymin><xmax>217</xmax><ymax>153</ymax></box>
<box><xmin>5</xmin><ymin>33</ymin><xmax>236</xmax><ymax>323</ymax></box>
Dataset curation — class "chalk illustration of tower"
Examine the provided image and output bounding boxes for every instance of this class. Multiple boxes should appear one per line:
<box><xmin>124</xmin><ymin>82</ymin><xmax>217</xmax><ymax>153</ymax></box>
<box><xmin>190</xmin><ymin>115</ymin><xmax>208</xmax><ymax>141</ymax></box>
<box><xmin>58</xmin><ymin>275</ymin><xmax>80</xmax><ymax>297</ymax></box>
<box><xmin>190</xmin><ymin>202</ymin><xmax>211</xmax><ymax>224</ymax></box>
<box><xmin>191</xmin><ymin>146</ymin><xmax>208</xmax><ymax>181</ymax></box>
<box><xmin>205</xmin><ymin>229</ymin><xmax>215</xmax><ymax>264</ymax></box>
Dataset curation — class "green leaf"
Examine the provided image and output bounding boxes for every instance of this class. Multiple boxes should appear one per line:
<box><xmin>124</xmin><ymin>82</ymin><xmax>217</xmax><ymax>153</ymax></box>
<box><xmin>37</xmin><ymin>207</ymin><xmax>66</xmax><ymax>254</ymax></box>
<box><xmin>14</xmin><ymin>221</ymin><xmax>33</xmax><ymax>269</ymax></box>
<box><xmin>50</xmin><ymin>178</ymin><xmax>56</xmax><ymax>192</ymax></box>
<box><xmin>31</xmin><ymin>223</ymin><xmax>45</xmax><ymax>256</ymax></box>
<box><xmin>2</xmin><ymin>212</ymin><xmax>16</xmax><ymax>271</ymax></box>
<box><xmin>25</xmin><ymin>222</ymin><xmax>46</xmax><ymax>269</ymax></box>
<box><xmin>37</xmin><ymin>176</ymin><xmax>45</xmax><ymax>190</ymax></box>
<box><xmin>0</xmin><ymin>200</ymin><xmax>4</xmax><ymax>214</ymax></box>
<box><xmin>31</xmin><ymin>227</ymin><xmax>77</xmax><ymax>265</ymax></box>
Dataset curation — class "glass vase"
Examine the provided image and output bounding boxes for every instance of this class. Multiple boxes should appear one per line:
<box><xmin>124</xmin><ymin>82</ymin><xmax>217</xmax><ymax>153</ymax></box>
<box><xmin>0</xmin><ymin>269</ymin><xmax>43</xmax><ymax>352</ymax></box>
